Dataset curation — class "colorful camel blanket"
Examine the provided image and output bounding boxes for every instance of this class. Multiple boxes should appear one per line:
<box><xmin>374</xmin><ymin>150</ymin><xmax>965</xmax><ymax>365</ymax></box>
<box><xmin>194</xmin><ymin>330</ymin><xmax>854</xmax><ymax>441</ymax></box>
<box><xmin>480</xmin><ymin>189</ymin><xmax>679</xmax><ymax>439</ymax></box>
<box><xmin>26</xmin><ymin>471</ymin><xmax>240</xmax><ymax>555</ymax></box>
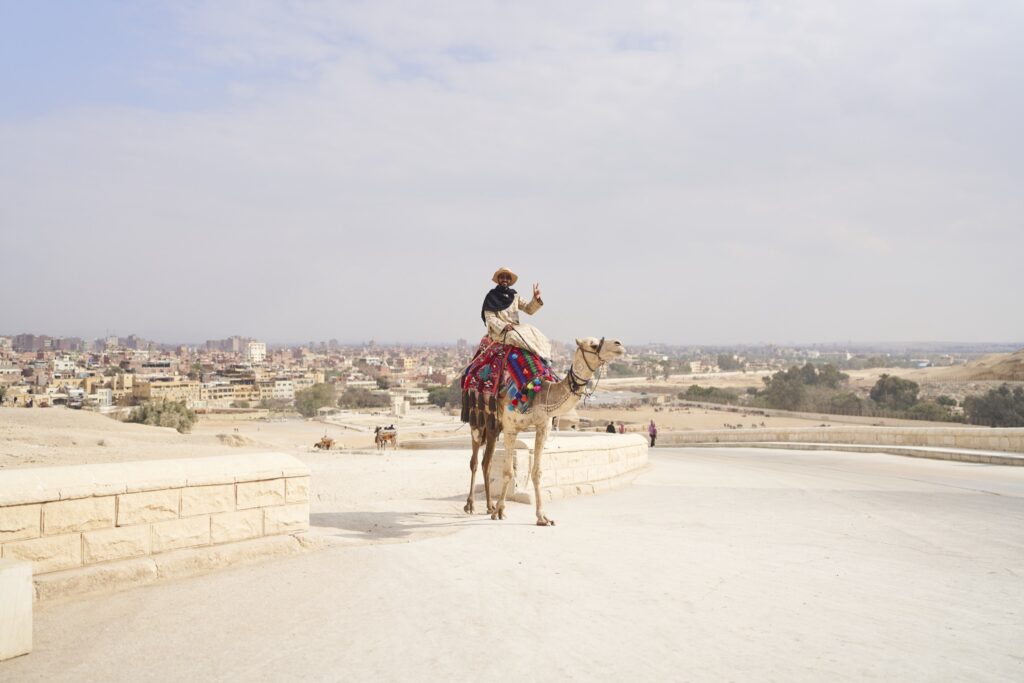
<box><xmin>460</xmin><ymin>337</ymin><xmax>558</xmax><ymax>427</ymax></box>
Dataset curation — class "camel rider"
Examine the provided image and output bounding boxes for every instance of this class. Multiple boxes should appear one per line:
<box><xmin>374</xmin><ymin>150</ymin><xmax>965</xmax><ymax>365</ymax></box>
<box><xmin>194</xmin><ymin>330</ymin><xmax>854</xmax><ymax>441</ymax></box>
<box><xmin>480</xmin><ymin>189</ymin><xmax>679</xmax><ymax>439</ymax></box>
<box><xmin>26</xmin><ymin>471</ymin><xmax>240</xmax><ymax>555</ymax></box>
<box><xmin>481</xmin><ymin>266</ymin><xmax>552</xmax><ymax>361</ymax></box>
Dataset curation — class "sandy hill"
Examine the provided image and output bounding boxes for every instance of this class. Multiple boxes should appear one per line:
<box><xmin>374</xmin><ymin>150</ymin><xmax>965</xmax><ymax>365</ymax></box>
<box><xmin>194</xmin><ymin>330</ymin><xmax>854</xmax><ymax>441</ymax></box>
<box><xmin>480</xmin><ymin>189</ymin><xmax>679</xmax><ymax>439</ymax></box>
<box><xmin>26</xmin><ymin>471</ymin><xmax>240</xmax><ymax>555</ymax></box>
<box><xmin>951</xmin><ymin>349</ymin><xmax>1024</xmax><ymax>381</ymax></box>
<box><xmin>0</xmin><ymin>408</ymin><xmax>260</xmax><ymax>470</ymax></box>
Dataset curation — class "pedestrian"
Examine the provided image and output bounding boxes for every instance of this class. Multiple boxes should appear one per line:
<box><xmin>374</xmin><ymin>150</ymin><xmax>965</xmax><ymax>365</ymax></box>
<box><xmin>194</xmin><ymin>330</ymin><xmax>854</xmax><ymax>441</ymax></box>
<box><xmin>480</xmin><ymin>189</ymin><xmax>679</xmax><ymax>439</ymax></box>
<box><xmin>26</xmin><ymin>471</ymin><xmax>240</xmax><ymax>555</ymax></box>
<box><xmin>648</xmin><ymin>420</ymin><xmax>658</xmax><ymax>447</ymax></box>
<box><xmin>606</xmin><ymin>421</ymin><xmax>616</xmax><ymax>434</ymax></box>
<box><xmin>618</xmin><ymin>422</ymin><xmax>625</xmax><ymax>434</ymax></box>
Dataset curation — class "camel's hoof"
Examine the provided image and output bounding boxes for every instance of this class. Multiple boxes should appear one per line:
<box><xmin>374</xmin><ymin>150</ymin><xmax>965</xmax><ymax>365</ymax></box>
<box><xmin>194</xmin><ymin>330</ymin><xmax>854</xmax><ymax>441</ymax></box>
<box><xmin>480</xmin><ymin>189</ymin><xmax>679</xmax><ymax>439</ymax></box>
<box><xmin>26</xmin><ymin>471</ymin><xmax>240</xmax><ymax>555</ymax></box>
<box><xmin>486</xmin><ymin>505</ymin><xmax>496</xmax><ymax>515</ymax></box>
<box><xmin>536</xmin><ymin>518</ymin><xmax>556</xmax><ymax>527</ymax></box>
<box><xmin>463</xmin><ymin>502</ymin><xmax>474</xmax><ymax>514</ymax></box>
<box><xmin>490</xmin><ymin>509</ymin><xmax>505</xmax><ymax>521</ymax></box>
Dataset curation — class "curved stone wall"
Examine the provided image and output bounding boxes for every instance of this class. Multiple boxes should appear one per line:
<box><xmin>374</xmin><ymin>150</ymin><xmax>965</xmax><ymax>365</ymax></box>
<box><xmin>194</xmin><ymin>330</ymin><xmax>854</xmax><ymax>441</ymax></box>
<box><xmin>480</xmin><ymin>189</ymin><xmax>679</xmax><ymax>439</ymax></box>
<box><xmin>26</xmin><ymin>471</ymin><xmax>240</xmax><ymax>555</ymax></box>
<box><xmin>660</xmin><ymin>427</ymin><xmax>1024</xmax><ymax>453</ymax></box>
<box><xmin>484</xmin><ymin>433</ymin><xmax>649</xmax><ymax>504</ymax></box>
<box><xmin>0</xmin><ymin>453</ymin><xmax>310</xmax><ymax>601</ymax></box>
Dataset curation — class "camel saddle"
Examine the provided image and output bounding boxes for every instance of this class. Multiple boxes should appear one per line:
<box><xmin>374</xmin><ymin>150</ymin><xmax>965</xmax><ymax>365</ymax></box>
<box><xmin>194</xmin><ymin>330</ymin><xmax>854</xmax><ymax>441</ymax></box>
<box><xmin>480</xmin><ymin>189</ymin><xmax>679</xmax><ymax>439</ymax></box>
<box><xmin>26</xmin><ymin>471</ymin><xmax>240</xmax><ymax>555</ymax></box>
<box><xmin>460</xmin><ymin>336</ymin><xmax>557</xmax><ymax>430</ymax></box>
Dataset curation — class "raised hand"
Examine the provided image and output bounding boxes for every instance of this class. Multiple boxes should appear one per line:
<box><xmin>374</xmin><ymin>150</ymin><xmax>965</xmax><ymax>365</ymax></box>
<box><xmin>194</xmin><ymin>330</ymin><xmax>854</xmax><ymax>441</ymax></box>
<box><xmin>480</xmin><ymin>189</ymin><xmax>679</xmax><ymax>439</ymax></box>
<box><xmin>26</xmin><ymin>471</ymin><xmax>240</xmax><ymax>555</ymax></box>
<box><xmin>533</xmin><ymin>282</ymin><xmax>542</xmax><ymax>300</ymax></box>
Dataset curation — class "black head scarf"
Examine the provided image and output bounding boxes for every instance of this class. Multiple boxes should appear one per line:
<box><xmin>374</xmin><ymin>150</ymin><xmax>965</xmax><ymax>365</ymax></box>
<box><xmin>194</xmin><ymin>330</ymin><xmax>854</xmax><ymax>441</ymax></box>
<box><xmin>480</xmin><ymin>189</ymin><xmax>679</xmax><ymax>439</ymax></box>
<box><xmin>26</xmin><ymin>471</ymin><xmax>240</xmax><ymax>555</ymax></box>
<box><xmin>481</xmin><ymin>285</ymin><xmax>516</xmax><ymax>323</ymax></box>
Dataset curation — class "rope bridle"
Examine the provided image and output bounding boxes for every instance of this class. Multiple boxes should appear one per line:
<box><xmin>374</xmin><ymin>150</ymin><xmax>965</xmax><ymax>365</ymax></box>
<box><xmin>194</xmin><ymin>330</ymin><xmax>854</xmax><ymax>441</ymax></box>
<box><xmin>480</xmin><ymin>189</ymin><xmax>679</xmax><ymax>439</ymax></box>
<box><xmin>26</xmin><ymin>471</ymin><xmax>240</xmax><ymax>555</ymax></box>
<box><xmin>566</xmin><ymin>337</ymin><xmax>605</xmax><ymax>398</ymax></box>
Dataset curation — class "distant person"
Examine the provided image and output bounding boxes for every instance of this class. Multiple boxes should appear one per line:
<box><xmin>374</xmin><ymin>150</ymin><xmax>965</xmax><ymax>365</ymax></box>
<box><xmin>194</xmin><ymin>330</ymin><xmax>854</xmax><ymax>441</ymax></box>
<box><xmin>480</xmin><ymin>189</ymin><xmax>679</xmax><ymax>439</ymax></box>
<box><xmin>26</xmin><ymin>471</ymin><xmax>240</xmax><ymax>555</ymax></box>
<box><xmin>606</xmin><ymin>421</ymin><xmax>616</xmax><ymax>434</ymax></box>
<box><xmin>618</xmin><ymin>422</ymin><xmax>625</xmax><ymax>434</ymax></box>
<box><xmin>648</xmin><ymin>420</ymin><xmax>658</xmax><ymax>447</ymax></box>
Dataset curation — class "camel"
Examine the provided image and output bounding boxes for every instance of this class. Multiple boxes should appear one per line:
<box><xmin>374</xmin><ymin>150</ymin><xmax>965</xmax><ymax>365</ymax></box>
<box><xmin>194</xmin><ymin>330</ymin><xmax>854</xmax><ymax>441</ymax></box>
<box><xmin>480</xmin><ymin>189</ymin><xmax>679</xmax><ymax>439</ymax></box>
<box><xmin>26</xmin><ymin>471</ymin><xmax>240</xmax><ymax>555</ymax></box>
<box><xmin>374</xmin><ymin>426</ymin><xmax>397</xmax><ymax>450</ymax></box>
<box><xmin>463</xmin><ymin>336</ymin><xmax>626</xmax><ymax>526</ymax></box>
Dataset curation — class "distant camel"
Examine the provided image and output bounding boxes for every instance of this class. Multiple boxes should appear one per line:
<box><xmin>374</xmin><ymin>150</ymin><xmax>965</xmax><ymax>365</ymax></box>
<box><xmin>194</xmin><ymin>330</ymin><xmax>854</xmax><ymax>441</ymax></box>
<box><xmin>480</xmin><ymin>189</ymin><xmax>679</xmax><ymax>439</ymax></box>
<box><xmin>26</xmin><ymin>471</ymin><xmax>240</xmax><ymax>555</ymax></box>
<box><xmin>374</xmin><ymin>426</ymin><xmax>397</xmax><ymax>450</ymax></box>
<box><xmin>463</xmin><ymin>337</ymin><xmax>626</xmax><ymax>526</ymax></box>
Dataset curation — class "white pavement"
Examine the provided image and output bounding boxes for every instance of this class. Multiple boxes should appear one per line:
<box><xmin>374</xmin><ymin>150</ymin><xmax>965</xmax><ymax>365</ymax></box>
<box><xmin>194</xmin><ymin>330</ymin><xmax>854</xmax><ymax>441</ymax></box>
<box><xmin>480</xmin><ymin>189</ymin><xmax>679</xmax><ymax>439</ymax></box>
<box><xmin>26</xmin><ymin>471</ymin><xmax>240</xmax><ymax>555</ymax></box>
<box><xmin>4</xmin><ymin>447</ymin><xmax>1024</xmax><ymax>682</ymax></box>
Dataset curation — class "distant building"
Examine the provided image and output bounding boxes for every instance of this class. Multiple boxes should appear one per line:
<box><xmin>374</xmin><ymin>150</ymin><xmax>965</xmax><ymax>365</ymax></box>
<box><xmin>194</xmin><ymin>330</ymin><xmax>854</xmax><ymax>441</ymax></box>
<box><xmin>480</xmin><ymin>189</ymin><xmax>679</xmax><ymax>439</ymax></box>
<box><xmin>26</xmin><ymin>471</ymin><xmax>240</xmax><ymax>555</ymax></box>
<box><xmin>246</xmin><ymin>342</ymin><xmax>267</xmax><ymax>364</ymax></box>
<box><xmin>90</xmin><ymin>387</ymin><xmax>113</xmax><ymax>408</ymax></box>
<box><xmin>133</xmin><ymin>378</ymin><xmax>201</xmax><ymax>406</ymax></box>
<box><xmin>398</xmin><ymin>387</ymin><xmax>429</xmax><ymax>404</ymax></box>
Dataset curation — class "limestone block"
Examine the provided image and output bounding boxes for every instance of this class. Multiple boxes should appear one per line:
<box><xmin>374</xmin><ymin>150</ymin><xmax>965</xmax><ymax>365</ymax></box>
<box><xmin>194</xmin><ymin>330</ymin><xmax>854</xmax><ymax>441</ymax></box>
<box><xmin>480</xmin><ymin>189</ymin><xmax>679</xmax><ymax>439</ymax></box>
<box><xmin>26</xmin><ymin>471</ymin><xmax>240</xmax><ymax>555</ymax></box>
<box><xmin>34</xmin><ymin>557</ymin><xmax>158</xmax><ymax>603</ymax></box>
<box><xmin>0</xmin><ymin>559</ymin><xmax>32</xmax><ymax>660</ymax></box>
<box><xmin>180</xmin><ymin>485</ymin><xmax>234</xmax><ymax>517</ymax></box>
<box><xmin>236</xmin><ymin>479</ymin><xmax>285</xmax><ymax>510</ymax></box>
<box><xmin>42</xmin><ymin>496</ymin><xmax>115</xmax><ymax>535</ymax></box>
<box><xmin>83</xmin><ymin>525</ymin><xmax>150</xmax><ymax>564</ymax></box>
<box><xmin>0</xmin><ymin>469</ymin><xmax>49</xmax><ymax>506</ymax></box>
<box><xmin>0</xmin><ymin>504</ymin><xmax>41</xmax><ymax>543</ymax></box>
<box><xmin>210</xmin><ymin>509</ymin><xmax>263</xmax><ymax>544</ymax></box>
<box><xmin>264</xmin><ymin>503</ymin><xmax>309</xmax><ymax>535</ymax></box>
<box><xmin>285</xmin><ymin>477</ymin><xmax>310</xmax><ymax>503</ymax></box>
<box><xmin>118</xmin><ymin>489</ymin><xmax>180</xmax><ymax>526</ymax></box>
<box><xmin>151</xmin><ymin>516</ymin><xmax>210</xmax><ymax>554</ymax></box>
<box><xmin>2</xmin><ymin>533</ymin><xmax>81</xmax><ymax>573</ymax></box>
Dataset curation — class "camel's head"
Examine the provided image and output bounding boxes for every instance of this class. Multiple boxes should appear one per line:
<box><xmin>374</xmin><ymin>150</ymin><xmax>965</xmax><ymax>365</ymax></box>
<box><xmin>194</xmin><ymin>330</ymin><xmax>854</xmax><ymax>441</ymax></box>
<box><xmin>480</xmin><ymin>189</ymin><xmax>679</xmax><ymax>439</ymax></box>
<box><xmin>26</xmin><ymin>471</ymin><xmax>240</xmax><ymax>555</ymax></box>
<box><xmin>574</xmin><ymin>337</ymin><xmax>626</xmax><ymax>365</ymax></box>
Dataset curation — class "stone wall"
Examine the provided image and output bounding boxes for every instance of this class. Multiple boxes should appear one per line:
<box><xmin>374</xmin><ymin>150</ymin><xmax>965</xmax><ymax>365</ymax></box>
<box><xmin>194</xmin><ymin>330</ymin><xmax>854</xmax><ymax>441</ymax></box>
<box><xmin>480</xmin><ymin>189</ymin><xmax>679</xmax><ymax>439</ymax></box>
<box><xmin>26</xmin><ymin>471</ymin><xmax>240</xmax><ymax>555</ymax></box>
<box><xmin>487</xmin><ymin>433</ymin><xmax>648</xmax><ymax>504</ymax></box>
<box><xmin>0</xmin><ymin>453</ymin><xmax>309</xmax><ymax>599</ymax></box>
<box><xmin>659</xmin><ymin>426</ymin><xmax>1024</xmax><ymax>453</ymax></box>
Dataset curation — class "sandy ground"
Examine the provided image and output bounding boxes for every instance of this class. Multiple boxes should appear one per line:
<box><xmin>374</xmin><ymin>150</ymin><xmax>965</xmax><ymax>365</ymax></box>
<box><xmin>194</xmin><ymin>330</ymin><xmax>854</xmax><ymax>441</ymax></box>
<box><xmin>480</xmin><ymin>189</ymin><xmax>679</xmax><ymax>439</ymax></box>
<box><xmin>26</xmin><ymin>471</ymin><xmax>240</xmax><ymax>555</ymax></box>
<box><xmin>0</xmin><ymin>403</ymin><xmax>972</xmax><ymax>471</ymax></box>
<box><xmin>3</xmin><ymin>446</ymin><xmax>1022</xmax><ymax>681</ymax></box>
<box><xmin>0</xmin><ymin>407</ymin><xmax>245</xmax><ymax>469</ymax></box>
<box><xmin>601</xmin><ymin>363</ymin><xmax>1022</xmax><ymax>393</ymax></box>
<box><xmin>0</xmin><ymin>407</ymin><xmax>465</xmax><ymax>469</ymax></box>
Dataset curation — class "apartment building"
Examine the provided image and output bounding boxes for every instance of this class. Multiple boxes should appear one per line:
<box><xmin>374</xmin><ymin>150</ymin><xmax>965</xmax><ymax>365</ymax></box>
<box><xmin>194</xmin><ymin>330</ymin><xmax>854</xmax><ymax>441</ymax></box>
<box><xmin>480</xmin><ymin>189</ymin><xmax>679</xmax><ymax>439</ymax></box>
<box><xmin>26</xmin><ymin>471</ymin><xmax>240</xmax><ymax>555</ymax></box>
<box><xmin>246</xmin><ymin>342</ymin><xmax>267</xmax><ymax>364</ymax></box>
<box><xmin>133</xmin><ymin>378</ymin><xmax>201</xmax><ymax>405</ymax></box>
<box><xmin>257</xmin><ymin>378</ymin><xmax>295</xmax><ymax>401</ymax></box>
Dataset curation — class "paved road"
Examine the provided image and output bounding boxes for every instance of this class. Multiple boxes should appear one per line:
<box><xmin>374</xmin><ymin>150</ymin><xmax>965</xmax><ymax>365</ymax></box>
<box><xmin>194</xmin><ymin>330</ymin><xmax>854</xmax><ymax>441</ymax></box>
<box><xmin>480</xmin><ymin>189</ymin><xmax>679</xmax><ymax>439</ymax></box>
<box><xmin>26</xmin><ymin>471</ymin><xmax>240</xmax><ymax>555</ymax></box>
<box><xmin>5</xmin><ymin>448</ymin><xmax>1024</xmax><ymax>681</ymax></box>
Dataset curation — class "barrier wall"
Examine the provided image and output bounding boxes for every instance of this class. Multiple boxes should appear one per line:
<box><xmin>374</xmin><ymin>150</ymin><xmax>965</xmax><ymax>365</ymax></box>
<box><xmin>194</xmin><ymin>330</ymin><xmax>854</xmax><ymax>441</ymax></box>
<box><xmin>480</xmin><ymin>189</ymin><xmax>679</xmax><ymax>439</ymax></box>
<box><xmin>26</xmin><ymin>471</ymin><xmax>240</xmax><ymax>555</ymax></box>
<box><xmin>486</xmin><ymin>433</ymin><xmax>649</xmax><ymax>504</ymax></box>
<box><xmin>659</xmin><ymin>427</ymin><xmax>1024</xmax><ymax>453</ymax></box>
<box><xmin>0</xmin><ymin>453</ymin><xmax>310</xmax><ymax>600</ymax></box>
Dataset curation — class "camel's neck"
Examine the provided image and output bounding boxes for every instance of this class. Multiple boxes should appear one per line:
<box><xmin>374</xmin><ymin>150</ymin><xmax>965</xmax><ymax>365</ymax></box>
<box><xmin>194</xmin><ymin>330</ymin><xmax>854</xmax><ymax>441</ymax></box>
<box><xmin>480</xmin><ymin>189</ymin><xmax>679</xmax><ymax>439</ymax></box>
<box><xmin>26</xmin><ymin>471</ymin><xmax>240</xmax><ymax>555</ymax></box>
<box><xmin>546</xmin><ymin>351</ymin><xmax>600</xmax><ymax>417</ymax></box>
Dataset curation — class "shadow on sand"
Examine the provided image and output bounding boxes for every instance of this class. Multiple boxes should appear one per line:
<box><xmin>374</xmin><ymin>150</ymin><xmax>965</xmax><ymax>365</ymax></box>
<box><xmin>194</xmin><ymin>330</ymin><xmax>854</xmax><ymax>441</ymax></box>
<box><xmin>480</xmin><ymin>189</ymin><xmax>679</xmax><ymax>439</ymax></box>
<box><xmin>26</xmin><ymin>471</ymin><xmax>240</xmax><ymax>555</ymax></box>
<box><xmin>310</xmin><ymin>509</ymin><xmax>490</xmax><ymax>540</ymax></box>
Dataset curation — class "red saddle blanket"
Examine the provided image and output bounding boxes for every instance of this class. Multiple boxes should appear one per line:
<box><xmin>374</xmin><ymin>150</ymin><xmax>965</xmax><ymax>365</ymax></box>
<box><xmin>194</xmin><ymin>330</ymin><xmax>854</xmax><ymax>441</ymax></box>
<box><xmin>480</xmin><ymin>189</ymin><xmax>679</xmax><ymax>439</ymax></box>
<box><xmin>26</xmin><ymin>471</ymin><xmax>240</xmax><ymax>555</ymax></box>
<box><xmin>460</xmin><ymin>337</ymin><xmax>557</xmax><ymax>426</ymax></box>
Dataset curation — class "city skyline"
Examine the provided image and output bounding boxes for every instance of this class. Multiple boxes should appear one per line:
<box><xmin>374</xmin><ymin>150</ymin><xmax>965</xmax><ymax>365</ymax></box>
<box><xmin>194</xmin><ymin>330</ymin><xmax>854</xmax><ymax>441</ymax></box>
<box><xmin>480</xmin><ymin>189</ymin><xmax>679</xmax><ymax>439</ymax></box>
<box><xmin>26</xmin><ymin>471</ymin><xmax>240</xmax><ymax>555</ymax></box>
<box><xmin>3</xmin><ymin>329</ymin><xmax>1020</xmax><ymax>351</ymax></box>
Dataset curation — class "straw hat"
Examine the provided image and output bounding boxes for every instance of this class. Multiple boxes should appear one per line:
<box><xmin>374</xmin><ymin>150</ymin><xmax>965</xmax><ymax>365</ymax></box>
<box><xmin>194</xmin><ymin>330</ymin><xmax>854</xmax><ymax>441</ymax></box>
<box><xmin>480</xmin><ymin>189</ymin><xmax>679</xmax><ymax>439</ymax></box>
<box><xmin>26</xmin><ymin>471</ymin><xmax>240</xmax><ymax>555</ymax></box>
<box><xmin>491</xmin><ymin>267</ymin><xmax>518</xmax><ymax>285</ymax></box>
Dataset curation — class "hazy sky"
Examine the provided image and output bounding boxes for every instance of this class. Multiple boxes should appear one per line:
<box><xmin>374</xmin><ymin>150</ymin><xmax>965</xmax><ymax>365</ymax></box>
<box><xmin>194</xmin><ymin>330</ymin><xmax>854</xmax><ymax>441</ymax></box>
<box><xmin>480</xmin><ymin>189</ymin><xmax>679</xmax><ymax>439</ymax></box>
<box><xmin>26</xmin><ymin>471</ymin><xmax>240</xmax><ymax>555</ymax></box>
<box><xmin>1</xmin><ymin>1</ymin><xmax>1021</xmax><ymax>345</ymax></box>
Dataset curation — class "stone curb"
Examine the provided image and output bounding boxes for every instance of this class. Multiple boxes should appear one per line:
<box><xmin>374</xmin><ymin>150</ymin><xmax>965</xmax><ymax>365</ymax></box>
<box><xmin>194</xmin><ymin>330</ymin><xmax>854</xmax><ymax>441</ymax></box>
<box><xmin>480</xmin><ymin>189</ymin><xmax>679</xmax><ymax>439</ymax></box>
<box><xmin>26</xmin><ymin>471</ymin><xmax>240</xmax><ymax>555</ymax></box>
<box><xmin>679</xmin><ymin>442</ymin><xmax>1024</xmax><ymax>466</ymax></box>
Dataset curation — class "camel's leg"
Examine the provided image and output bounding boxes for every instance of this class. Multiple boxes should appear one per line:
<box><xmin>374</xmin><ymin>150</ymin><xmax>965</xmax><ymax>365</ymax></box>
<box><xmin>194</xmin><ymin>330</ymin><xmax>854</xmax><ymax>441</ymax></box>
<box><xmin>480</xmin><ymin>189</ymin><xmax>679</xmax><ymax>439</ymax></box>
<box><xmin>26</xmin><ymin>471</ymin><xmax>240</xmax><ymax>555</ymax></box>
<box><xmin>532</xmin><ymin>425</ymin><xmax>555</xmax><ymax>526</ymax></box>
<box><xmin>481</xmin><ymin>429</ymin><xmax>498</xmax><ymax>514</ymax></box>
<box><xmin>465</xmin><ymin>428</ymin><xmax>482</xmax><ymax>514</ymax></box>
<box><xmin>492</xmin><ymin>430</ymin><xmax>518</xmax><ymax>521</ymax></box>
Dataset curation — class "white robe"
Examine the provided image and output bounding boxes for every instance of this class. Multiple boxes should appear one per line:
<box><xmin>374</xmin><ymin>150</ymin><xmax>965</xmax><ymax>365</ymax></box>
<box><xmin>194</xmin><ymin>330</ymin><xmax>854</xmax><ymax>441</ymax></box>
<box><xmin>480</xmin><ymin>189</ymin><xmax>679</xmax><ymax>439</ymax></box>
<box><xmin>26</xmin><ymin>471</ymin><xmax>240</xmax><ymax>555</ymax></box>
<box><xmin>483</xmin><ymin>294</ymin><xmax>551</xmax><ymax>361</ymax></box>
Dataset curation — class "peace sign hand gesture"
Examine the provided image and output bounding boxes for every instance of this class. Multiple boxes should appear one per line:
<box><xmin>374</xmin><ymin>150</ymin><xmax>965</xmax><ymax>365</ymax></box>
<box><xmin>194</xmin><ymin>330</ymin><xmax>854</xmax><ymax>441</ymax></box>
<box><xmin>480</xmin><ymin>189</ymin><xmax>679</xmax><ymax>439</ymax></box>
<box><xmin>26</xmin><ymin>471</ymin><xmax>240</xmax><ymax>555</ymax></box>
<box><xmin>533</xmin><ymin>283</ymin><xmax>542</xmax><ymax>301</ymax></box>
